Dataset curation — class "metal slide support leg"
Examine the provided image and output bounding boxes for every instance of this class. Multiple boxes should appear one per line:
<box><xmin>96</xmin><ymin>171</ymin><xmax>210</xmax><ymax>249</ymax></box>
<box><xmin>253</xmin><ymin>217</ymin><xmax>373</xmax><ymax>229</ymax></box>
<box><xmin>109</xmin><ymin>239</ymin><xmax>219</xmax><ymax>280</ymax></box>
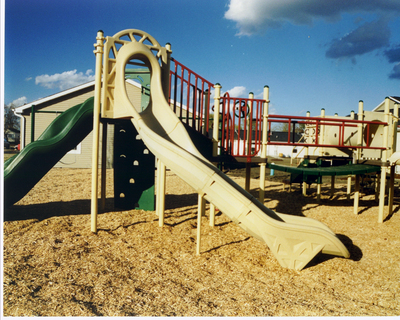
<box><xmin>317</xmin><ymin>176</ymin><xmax>322</xmax><ymax>201</ymax></box>
<box><xmin>353</xmin><ymin>175</ymin><xmax>360</xmax><ymax>215</ymax></box>
<box><xmin>302</xmin><ymin>182</ymin><xmax>307</xmax><ymax>196</ymax></box>
<box><xmin>199</xmin><ymin>194</ymin><xmax>206</xmax><ymax>216</ymax></box>
<box><xmin>155</xmin><ymin>158</ymin><xmax>160</xmax><ymax>217</ymax></box>
<box><xmin>378</xmin><ymin>166</ymin><xmax>387</xmax><ymax>223</ymax></box>
<box><xmin>346</xmin><ymin>175</ymin><xmax>352</xmax><ymax>200</ymax></box>
<box><xmin>209</xmin><ymin>203</ymin><xmax>215</xmax><ymax>227</ymax></box>
<box><xmin>156</xmin><ymin>159</ymin><xmax>166</xmax><ymax>226</ymax></box>
<box><xmin>196</xmin><ymin>194</ymin><xmax>205</xmax><ymax>255</ymax></box>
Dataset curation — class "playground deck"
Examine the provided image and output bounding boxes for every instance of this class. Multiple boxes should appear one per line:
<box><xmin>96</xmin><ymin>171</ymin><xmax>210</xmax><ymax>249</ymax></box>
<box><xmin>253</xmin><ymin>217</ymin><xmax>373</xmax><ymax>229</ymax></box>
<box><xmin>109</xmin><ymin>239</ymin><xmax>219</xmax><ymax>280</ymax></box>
<box><xmin>268</xmin><ymin>163</ymin><xmax>381</xmax><ymax>177</ymax></box>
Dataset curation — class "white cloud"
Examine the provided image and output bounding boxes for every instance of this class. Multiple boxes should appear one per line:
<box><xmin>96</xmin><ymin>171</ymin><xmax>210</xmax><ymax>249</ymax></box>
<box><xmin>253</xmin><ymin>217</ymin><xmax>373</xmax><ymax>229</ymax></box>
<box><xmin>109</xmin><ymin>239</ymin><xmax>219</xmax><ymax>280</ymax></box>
<box><xmin>25</xmin><ymin>77</ymin><xmax>32</xmax><ymax>81</ymax></box>
<box><xmin>8</xmin><ymin>96</ymin><xmax>28</xmax><ymax>107</ymax></box>
<box><xmin>35</xmin><ymin>69</ymin><xmax>95</xmax><ymax>91</ymax></box>
<box><xmin>225</xmin><ymin>0</ymin><xmax>400</xmax><ymax>35</ymax></box>
<box><xmin>226</xmin><ymin>86</ymin><xmax>247</xmax><ymax>97</ymax></box>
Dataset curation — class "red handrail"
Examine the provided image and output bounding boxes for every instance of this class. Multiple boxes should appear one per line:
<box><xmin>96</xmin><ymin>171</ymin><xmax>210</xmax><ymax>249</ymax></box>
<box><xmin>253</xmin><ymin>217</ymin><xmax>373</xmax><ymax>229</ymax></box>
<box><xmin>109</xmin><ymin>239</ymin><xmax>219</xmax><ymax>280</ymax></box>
<box><xmin>169</xmin><ymin>58</ymin><xmax>214</xmax><ymax>137</ymax></box>
<box><xmin>266</xmin><ymin>114</ymin><xmax>387</xmax><ymax>150</ymax></box>
<box><xmin>167</xmin><ymin>59</ymin><xmax>387</xmax><ymax>157</ymax></box>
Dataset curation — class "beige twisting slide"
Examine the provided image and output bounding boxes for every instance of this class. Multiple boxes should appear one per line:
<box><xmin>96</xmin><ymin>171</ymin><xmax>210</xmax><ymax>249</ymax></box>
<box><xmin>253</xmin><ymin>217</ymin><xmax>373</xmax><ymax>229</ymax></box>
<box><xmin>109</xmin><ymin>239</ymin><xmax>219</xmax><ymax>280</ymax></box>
<box><xmin>93</xmin><ymin>29</ymin><xmax>350</xmax><ymax>271</ymax></box>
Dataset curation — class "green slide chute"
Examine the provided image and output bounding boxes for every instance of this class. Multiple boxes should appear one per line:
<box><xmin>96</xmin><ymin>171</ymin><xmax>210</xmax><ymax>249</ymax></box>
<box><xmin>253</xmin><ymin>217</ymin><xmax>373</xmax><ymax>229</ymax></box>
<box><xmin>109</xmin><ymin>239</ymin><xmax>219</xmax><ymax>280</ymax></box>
<box><xmin>4</xmin><ymin>97</ymin><xmax>94</xmax><ymax>207</ymax></box>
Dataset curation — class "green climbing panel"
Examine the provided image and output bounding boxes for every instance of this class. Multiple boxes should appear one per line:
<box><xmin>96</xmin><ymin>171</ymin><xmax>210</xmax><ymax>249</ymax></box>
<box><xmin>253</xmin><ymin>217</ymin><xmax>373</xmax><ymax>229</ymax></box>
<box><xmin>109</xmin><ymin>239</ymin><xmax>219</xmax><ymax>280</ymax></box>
<box><xmin>114</xmin><ymin>119</ymin><xmax>155</xmax><ymax>210</ymax></box>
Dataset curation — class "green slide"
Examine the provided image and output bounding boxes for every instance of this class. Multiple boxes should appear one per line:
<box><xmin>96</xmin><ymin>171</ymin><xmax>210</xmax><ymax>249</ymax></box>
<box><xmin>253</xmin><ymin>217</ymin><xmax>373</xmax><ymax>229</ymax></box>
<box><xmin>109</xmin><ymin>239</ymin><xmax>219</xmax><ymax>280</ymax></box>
<box><xmin>4</xmin><ymin>97</ymin><xmax>94</xmax><ymax>207</ymax></box>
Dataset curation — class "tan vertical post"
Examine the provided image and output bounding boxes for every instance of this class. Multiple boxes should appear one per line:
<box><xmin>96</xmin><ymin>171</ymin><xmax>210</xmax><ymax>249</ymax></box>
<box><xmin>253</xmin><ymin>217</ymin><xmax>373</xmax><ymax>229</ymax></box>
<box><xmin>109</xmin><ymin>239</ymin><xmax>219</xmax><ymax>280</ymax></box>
<box><xmin>210</xmin><ymin>83</ymin><xmax>221</xmax><ymax>226</ymax></box>
<box><xmin>156</xmin><ymin>158</ymin><xmax>166</xmax><ymax>226</ymax></box>
<box><xmin>378</xmin><ymin>98</ymin><xmax>390</xmax><ymax>223</ymax></box>
<box><xmin>347</xmin><ymin>110</ymin><xmax>355</xmax><ymax>200</ymax></box>
<box><xmin>388</xmin><ymin>103</ymin><xmax>399</xmax><ymax>216</ymax></box>
<box><xmin>392</xmin><ymin>103</ymin><xmax>399</xmax><ymax>153</ymax></box>
<box><xmin>331</xmin><ymin>113</ymin><xmax>337</xmax><ymax>197</ymax></box>
<box><xmin>156</xmin><ymin>158</ymin><xmax>160</xmax><ymax>217</ymax></box>
<box><xmin>357</xmin><ymin>101</ymin><xmax>364</xmax><ymax>160</ymax></box>
<box><xmin>303</xmin><ymin>111</ymin><xmax>310</xmax><ymax>196</ymax></box>
<box><xmin>198</xmin><ymin>194</ymin><xmax>206</xmax><ymax>217</ymax></box>
<box><xmin>259</xmin><ymin>85</ymin><xmax>269</xmax><ymax>202</ymax></box>
<box><xmin>161</xmin><ymin>43</ymin><xmax>172</xmax><ymax>100</ymax></box>
<box><xmin>346</xmin><ymin>174</ymin><xmax>352</xmax><ymax>201</ymax></box>
<box><xmin>317</xmin><ymin>108</ymin><xmax>325</xmax><ymax>201</ymax></box>
<box><xmin>196</xmin><ymin>194</ymin><xmax>204</xmax><ymax>255</ymax></box>
<box><xmin>354</xmin><ymin>101</ymin><xmax>364</xmax><ymax>214</ymax></box>
<box><xmin>244</xmin><ymin>92</ymin><xmax>254</xmax><ymax>192</ymax></box>
<box><xmin>156</xmin><ymin>42</ymin><xmax>171</xmax><ymax>227</ymax></box>
<box><xmin>388</xmin><ymin>166</ymin><xmax>395</xmax><ymax>217</ymax></box>
<box><xmin>209</xmin><ymin>205</ymin><xmax>215</xmax><ymax>227</ymax></box>
<box><xmin>319</xmin><ymin>108</ymin><xmax>325</xmax><ymax>157</ymax></box>
<box><xmin>91</xmin><ymin>30</ymin><xmax>104</xmax><ymax>233</ymax></box>
<box><xmin>212</xmin><ymin>84</ymin><xmax>221</xmax><ymax>158</ymax></box>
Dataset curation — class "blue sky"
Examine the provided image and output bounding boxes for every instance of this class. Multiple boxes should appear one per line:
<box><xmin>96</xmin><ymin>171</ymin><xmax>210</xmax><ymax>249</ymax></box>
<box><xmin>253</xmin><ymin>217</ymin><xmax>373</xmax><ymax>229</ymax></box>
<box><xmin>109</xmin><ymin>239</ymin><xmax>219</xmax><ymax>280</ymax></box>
<box><xmin>3</xmin><ymin>0</ymin><xmax>400</xmax><ymax>117</ymax></box>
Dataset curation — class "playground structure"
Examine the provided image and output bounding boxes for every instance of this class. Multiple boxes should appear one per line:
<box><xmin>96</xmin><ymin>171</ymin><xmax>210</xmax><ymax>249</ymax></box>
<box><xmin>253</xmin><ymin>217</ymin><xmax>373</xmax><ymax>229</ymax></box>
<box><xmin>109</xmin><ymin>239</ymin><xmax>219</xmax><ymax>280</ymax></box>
<box><xmin>5</xmin><ymin>28</ymin><xmax>399</xmax><ymax>270</ymax></box>
<box><xmin>265</xmin><ymin>100</ymin><xmax>399</xmax><ymax>223</ymax></box>
<box><xmin>88</xmin><ymin>29</ymin><xmax>352</xmax><ymax>271</ymax></box>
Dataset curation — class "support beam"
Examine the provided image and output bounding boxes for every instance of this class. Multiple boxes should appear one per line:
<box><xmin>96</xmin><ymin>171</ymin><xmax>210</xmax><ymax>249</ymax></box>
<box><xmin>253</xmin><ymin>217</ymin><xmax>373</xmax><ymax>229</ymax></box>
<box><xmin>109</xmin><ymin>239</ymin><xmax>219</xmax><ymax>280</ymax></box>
<box><xmin>91</xmin><ymin>30</ymin><xmax>104</xmax><ymax>233</ymax></box>
<box><xmin>259</xmin><ymin>85</ymin><xmax>269</xmax><ymax>203</ymax></box>
<box><xmin>388</xmin><ymin>166</ymin><xmax>395</xmax><ymax>217</ymax></box>
<box><xmin>346</xmin><ymin>175</ymin><xmax>352</xmax><ymax>200</ymax></box>
<box><xmin>196</xmin><ymin>194</ymin><xmax>204</xmax><ymax>255</ymax></box>
<box><xmin>317</xmin><ymin>183</ymin><xmax>321</xmax><ymax>201</ymax></box>
<box><xmin>212</xmin><ymin>84</ymin><xmax>221</xmax><ymax>158</ymax></box>
<box><xmin>378</xmin><ymin>167</ymin><xmax>387</xmax><ymax>223</ymax></box>
<box><xmin>156</xmin><ymin>159</ymin><xmax>166</xmax><ymax>226</ymax></box>
<box><xmin>209</xmin><ymin>203</ymin><xmax>216</xmax><ymax>227</ymax></box>
<box><xmin>302</xmin><ymin>182</ymin><xmax>307</xmax><ymax>196</ymax></box>
<box><xmin>378</xmin><ymin>98</ymin><xmax>390</xmax><ymax>223</ymax></box>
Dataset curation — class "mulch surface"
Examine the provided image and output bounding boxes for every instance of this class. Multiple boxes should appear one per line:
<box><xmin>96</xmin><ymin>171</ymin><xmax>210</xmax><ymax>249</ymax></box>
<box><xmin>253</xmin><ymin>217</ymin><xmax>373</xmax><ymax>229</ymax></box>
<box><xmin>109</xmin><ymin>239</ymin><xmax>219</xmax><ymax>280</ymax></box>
<box><xmin>3</xmin><ymin>167</ymin><xmax>400</xmax><ymax>316</ymax></box>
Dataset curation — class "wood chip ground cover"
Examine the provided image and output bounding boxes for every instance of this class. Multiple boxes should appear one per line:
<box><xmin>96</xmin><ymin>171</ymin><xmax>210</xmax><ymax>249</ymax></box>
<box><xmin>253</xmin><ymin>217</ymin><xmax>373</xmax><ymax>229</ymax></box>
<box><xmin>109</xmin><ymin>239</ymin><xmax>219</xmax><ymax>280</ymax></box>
<box><xmin>3</xmin><ymin>168</ymin><xmax>400</xmax><ymax>316</ymax></box>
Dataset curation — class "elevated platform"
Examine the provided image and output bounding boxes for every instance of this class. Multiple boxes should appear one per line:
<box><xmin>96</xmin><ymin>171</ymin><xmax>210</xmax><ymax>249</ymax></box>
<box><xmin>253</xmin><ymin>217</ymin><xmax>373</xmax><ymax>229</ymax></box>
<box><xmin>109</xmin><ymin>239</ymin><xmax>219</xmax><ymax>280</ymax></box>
<box><xmin>268</xmin><ymin>163</ymin><xmax>381</xmax><ymax>177</ymax></box>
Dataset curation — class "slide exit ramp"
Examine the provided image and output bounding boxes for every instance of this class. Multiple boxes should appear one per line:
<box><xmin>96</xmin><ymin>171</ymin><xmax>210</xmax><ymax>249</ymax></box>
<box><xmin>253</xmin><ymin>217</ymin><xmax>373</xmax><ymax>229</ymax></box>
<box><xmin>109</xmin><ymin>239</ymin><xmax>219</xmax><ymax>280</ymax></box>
<box><xmin>4</xmin><ymin>98</ymin><xmax>94</xmax><ymax>207</ymax></box>
<box><xmin>100</xmin><ymin>30</ymin><xmax>350</xmax><ymax>270</ymax></box>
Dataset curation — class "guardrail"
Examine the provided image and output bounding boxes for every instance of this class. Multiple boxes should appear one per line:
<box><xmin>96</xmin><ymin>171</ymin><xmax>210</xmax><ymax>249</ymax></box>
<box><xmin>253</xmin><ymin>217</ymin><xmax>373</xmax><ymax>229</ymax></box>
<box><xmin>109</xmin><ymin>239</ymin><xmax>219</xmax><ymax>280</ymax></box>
<box><xmin>169</xmin><ymin>58</ymin><xmax>214</xmax><ymax>137</ymax></box>
<box><xmin>219</xmin><ymin>93</ymin><xmax>264</xmax><ymax>158</ymax></box>
<box><xmin>169</xmin><ymin>60</ymin><xmax>388</xmax><ymax>158</ymax></box>
<box><xmin>267</xmin><ymin>114</ymin><xmax>387</xmax><ymax>150</ymax></box>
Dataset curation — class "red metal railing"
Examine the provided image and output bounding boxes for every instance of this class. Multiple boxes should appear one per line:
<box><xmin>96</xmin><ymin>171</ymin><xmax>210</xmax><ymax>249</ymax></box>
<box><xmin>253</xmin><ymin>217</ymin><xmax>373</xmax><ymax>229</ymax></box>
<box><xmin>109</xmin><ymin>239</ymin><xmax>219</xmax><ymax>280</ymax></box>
<box><xmin>266</xmin><ymin>114</ymin><xmax>387</xmax><ymax>150</ymax></box>
<box><xmin>167</xmin><ymin>58</ymin><xmax>387</xmax><ymax>158</ymax></box>
<box><xmin>169</xmin><ymin>58</ymin><xmax>214</xmax><ymax>137</ymax></box>
<box><xmin>219</xmin><ymin>93</ymin><xmax>264</xmax><ymax>158</ymax></box>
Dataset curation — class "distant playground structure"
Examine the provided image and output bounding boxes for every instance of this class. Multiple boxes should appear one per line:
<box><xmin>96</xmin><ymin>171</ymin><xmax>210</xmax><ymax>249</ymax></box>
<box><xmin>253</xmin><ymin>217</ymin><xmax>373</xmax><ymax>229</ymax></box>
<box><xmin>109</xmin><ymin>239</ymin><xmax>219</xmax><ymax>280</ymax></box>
<box><xmin>5</xmin><ymin>29</ymin><xmax>400</xmax><ymax>270</ymax></box>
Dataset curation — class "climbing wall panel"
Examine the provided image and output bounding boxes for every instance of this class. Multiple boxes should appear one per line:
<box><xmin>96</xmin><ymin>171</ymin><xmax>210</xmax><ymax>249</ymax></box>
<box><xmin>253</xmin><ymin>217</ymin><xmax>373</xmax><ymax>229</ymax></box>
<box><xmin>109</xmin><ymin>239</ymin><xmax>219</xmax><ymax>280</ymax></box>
<box><xmin>114</xmin><ymin>119</ymin><xmax>155</xmax><ymax>210</ymax></box>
